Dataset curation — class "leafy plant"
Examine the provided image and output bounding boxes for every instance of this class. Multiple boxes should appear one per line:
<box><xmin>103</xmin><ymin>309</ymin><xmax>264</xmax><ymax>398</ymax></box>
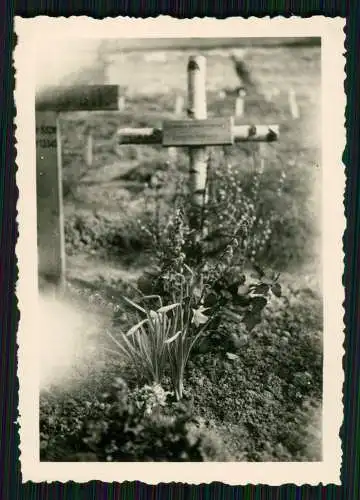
<box><xmin>106</xmin><ymin>295</ymin><xmax>177</xmax><ymax>385</ymax></box>
<box><xmin>205</xmin><ymin>153</ymin><xmax>287</xmax><ymax>265</ymax></box>
<box><xmin>106</xmin><ymin>288</ymin><xmax>215</xmax><ymax>400</ymax></box>
<box><xmin>135</xmin><ymin>183</ymin><xmax>286</xmax><ymax>340</ymax></box>
<box><xmin>162</xmin><ymin>265</ymin><xmax>217</xmax><ymax>400</ymax></box>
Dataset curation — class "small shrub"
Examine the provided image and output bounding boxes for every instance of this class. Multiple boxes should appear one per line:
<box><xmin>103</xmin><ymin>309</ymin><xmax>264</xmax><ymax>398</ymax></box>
<box><xmin>133</xmin><ymin>146</ymin><xmax>316</xmax><ymax>272</ymax></box>
<box><xmin>136</xmin><ymin>203</ymin><xmax>283</xmax><ymax>337</ymax></box>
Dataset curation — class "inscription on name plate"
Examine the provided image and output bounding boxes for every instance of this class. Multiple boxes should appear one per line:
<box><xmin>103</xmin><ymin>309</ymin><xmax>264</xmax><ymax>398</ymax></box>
<box><xmin>36</xmin><ymin>111</ymin><xmax>65</xmax><ymax>285</ymax></box>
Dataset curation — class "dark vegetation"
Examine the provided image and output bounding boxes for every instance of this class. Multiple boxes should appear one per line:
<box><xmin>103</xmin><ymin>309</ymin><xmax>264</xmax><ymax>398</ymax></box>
<box><xmin>40</xmin><ymin>43</ymin><xmax>322</xmax><ymax>462</ymax></box>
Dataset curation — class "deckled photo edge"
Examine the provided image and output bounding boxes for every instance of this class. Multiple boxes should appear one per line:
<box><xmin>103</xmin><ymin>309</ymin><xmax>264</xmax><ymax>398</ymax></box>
<box><xmin>14</xmin><ymin>16</ymin><xmax>345</xmax><ymax>485</ymax></box>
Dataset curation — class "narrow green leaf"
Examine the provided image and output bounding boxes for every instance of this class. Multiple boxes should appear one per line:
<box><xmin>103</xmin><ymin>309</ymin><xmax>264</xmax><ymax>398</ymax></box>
<box><xmin>126</xmin><ymin>318</ymin><xmax>149</xmax><ymax>336</ymax></box>
<box><xmin>101</xmin><ymin>346</ymin><xmax>125</xmax><ymax>358</ymax></box>
<box><xmin>121</xmin><ymin>333</ymin><xmax>138</xmax><ymax>354</ymax></box>
<box><xmin>166</xmin><ymin>330</ymin><xmax>182</xmax><ymax>344</ymax></box>
<box><xmin>188</xmin><ymin>330</ymin><xmax>205</xmax><ymax>359</ymax></box>
<box><xmin>183</xmin><ymin>263</ymin><xmax>194</xmax><ymax>276</ymax></box>
<box><xmin>157</xmin><ymin>303</ymin><xmax>180</xmax><ymax>314</ymax></box>
<box><xmin>141</xmin><ymin>294</ymin><xmax>163</xmax><ymax>308</ymax></box>
<box><xmin>122</xmin><ymin>296</ymin><xmax>146</xmax><ymax>314</ymax></box>
<box><xmin>106</xmin><ymin>329</ymin><xmax>127</xmax><ymax>350</ymax></box>
<box><xmin>119</xmin><ymin>336</ymin><xmax>141</xmax><ymax>365</ymax></box>
<box><xmin>164</xmin><ymin>321</ymin><xmax>173</xmax><ymax>340</ymax></box>
<box><xmin>145</xmin><ymin>311</ymin><xmax>158</xmax><ymax>339</ymax></box>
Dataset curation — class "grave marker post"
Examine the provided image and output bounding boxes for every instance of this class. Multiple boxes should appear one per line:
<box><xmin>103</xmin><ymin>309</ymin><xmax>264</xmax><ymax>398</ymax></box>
<box><xmin>174</xmin><ymin>94</ymin><xmax>184</xmax><ymax>116</ymax></box>
<box><xmin>288</xmin><ymin>88</ymin><xmax>300</xmax><ymax>119</ymax></box>
<box><xmin>84</xmin><ymin>128</ymin><xmax>93</xmax><ymax>167</ymax></box>
<box><xmin>36</xmin><ymin>111</ymin><xmax>65</xmax><ymax>290</ymax></box>
<box><xmin>235</xmin><ymin>88</ymin><xmax>246</xmax><ymax>118</ymax></box>
<box><xmin>36</xmin><ymin>85</ymin><xmax>122</xmax><ymax>292</ymax></box>
<box><xmin>187</xmin><ymin>55</ymin><xmax>209</xmax><ymax>232</ymax></box>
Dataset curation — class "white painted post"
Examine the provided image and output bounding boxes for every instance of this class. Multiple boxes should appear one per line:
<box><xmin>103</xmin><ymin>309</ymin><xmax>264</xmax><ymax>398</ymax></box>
<box><xmin>118</xmin><ymin>95</ymin><xmax>126</xmax><ymax>111</ymax></box>
<box><xmin>235</xmin><ymin>88</ymin><xmax>246</xmax><ymax>117</ymax></box>
<box><xmin>104</xmin><ymin>55</ymin><xmax>125</xmax><ymax>112</ymax></box>
<box><xmin>85</xmin><ymin>130</ymin><xmax>93</xmax><ymax>167</ymax></box>
<box><xmin>104</xmin><ymin>59</ymin><xmax>111</xmax><ymax>84</ymax></box>
<box><xmin>174</xmin><ymin>94</ymin><xmax>184</xmax><ymax>116</ymax></box>
<box><xmin>288</xmin><ymin>88</ymin><xmax>300</xmax><ymax>119</ymax></box>
<box><xmin>187</xmin><ymin>55</ymin><xmax>208</xmax><ymax>222</ymax></box>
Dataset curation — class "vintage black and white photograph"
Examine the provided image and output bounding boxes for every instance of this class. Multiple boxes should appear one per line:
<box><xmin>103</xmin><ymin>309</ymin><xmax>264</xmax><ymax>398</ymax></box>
<box><xmin>15</xmin><ymin>17</ymin><xmax>345</xmax><ymax>484</ymax></box>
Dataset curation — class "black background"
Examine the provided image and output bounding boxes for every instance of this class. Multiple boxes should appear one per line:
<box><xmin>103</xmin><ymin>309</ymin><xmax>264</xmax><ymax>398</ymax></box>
<box><xmin>1</xmin><ymin>1</ymin><xmax>356</xmax><ymax>498</ymax></box>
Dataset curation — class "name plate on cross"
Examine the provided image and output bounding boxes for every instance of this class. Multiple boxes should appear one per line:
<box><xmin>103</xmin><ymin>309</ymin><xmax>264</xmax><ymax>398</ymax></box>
<box><xmin>162</xmin><ymin>118</ymin><xmax>234</xmax><ymax>146</ymax></box>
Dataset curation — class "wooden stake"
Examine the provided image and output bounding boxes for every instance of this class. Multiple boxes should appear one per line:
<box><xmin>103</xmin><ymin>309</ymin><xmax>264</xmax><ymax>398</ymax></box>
<box><xmin>118</xmin><ymin>95</ymin><xmax>126</xmax><ymax>111</ymax></box>
<box><xmin>174</xmin><ymin>94</ymin><xmax>184</xmax><ymax>116</ymax></box>
<box><xmin>187</xmin><ymin>55</ymin><xmax>208</xmax><ymax>215</ymax></box>
<box><xmin>235</xmin><ymin>88</ymin><xmax>246</xmax><ymax>117</ymax></box>
<box><xmin>85</xmin><ymin>131</ymin><xmax>93</xmax><ymax>167</ymax></box>
<box><xmin>288</xmin><ymin>88</ymin><xmax>300</xmax><ymax>119</ymax></box>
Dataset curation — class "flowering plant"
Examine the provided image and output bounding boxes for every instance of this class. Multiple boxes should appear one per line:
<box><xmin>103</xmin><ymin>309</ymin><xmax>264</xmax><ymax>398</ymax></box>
<box><xmin>106</xmin><ymin>287</ymin><xmax>215</xmax><ymax>400</ymax></box>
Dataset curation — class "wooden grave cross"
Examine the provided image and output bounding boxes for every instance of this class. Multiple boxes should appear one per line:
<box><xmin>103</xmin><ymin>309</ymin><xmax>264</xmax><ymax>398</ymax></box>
<box><xmin>114</xmin><ymin>55</ymin><xmax>279</xmax><ymax>232</ymax></box>
<box><xmin>36</xmin><ymin>84</ymin><xmax>124</xmax><ymax>291</ymax></box>
<box><xmin>36</xmin><ymin>56</ymin><xmax>279</xmax><ymax>293</ymax></box>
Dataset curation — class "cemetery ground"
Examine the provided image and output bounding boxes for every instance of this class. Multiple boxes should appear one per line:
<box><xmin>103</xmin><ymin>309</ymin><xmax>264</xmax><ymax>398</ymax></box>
<box><xmin>39</xmin><ymin>44</ymin><xmax>323</xmax><ymax>462</ymax></box>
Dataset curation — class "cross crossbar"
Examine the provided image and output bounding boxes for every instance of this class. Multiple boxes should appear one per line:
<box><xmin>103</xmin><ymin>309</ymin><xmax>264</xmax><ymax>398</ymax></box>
<box><xmin>115</xmin><ymin>120</ymin><xmax>279</xmax><ymax>147</ymax></box>
<box><xmin>36</xmin><ymin>84</ymin><xmax>124</xmax><ymax>112</ymax></box>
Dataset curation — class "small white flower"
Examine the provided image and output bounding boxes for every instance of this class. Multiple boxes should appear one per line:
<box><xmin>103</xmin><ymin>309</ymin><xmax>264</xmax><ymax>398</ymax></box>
<box><xmin>191</xmin><ymin>306</ymin><xmax>209</xmax><ymax>327</ymax></box>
